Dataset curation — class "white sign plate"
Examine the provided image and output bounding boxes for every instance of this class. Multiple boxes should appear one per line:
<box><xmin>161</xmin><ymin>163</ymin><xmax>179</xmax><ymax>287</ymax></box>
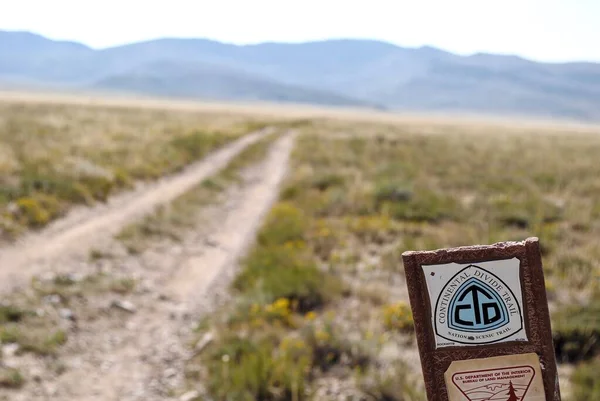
<box><xmin>422</xmin><ymin>258</ymin><xmax>528</xmax><ymax>348</ymax></box>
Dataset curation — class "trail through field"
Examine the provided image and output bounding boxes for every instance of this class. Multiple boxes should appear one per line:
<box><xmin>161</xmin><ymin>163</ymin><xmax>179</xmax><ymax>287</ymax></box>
<box><xmin>0</xmin><ymin>128</ymin><xmax>272</xmax><ymax>294</ymax></box>
<box><xmin>1</xmin><ymin>133</ymin><xmax>295</xmax><ymax>401</ymax></box>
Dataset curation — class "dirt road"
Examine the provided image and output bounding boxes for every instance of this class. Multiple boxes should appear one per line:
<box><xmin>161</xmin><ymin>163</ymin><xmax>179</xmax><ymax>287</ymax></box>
<box><xmin>0</xmin><ymin>128</ymin><xmax>272</xmax><ymax>294</ymax></box>
<box><xmin>0</xmin><ymin>132</ymin><xmax>295</xmax><ymax>401</ymax></box>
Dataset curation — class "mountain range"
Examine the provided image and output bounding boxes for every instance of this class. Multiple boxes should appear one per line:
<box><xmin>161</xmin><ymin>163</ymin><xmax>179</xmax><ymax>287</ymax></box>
<box><xmin>2</xmin><ymin>30</ymin><xmax>600</xmax><ymax>120</ymax></box>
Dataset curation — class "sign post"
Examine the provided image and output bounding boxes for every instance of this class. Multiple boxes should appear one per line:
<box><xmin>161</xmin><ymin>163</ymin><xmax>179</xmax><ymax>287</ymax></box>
<box><xmin>402</xmin><ymin>237</ymin><xmax>560</xmax><ymax>401</ymax></box>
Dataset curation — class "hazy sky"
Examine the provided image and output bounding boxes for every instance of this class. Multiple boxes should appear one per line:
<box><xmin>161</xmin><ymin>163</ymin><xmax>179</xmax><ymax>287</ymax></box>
<box><xmin>1</xmin><ymin>0</ymin><xmax>599</xmax><ymax>62</ymax></box>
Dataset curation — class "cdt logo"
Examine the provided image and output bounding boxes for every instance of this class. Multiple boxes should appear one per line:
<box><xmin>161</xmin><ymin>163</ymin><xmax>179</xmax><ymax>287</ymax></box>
<box><xmin>448</xmin><ymin>277</ymin><xmax>509</xmax><ymax>333</ymax></box>
<box><xmin>422</xmin><ymin>259</ymin><xmax>527</xmax><ymax>348</ymax></box>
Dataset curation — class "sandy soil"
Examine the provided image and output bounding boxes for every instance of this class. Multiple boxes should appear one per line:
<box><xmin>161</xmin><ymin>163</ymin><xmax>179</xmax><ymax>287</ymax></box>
<box><xmin>0</xmin><ymin>128</ymin><xmax>272</xmax><ymax>294</ymax></box>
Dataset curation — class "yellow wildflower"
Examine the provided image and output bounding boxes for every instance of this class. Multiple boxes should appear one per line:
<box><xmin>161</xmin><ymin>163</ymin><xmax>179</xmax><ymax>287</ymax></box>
<box><xmin>315</xmin><ymin>330</ymin><xmax>330</xmax><ymax>342</ymax></box>
<box><xmin>383</xmin><ymin>302</ymin><xmax>414</xmax><ymax>332</ymax></box>
<box><xmin>273</xmin><ymin>298</ymin><xmax>290</xmax><ymax>311</ymax></box>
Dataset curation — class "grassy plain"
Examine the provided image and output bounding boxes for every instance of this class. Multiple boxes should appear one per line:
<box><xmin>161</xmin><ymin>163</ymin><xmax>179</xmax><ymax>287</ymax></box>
<box><xmin>193</xmin><ymin>119</ymin><xmax>600</xmax><ymax>400</ymax></box>
<box><xmin>0</xmin><ymin>99</ymin><xmax>269</xmax><ymax>240</ymax></box>
<box><xmin>1</xmin><ymin>93</ymin><xmax>600</xmax><ymax>399</ymax></box>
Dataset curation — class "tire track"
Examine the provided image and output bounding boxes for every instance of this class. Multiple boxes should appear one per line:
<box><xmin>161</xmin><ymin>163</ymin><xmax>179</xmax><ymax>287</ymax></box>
<box><xmin>0</xmin><ymin>128</ymin><xmax>272</xmax><ymax>293</ymax></box>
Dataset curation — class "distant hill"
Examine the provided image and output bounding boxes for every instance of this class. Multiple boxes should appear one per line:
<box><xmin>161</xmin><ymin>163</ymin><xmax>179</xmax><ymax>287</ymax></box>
<box><xmin>92</xmin><ymin>60</ymin><xmax>379</xmax><ymax>107</ymax></box>
<box><xmin>1</xmin><ymin>30</ymin><xmax>600</xmax><ymax>120</ymax></box>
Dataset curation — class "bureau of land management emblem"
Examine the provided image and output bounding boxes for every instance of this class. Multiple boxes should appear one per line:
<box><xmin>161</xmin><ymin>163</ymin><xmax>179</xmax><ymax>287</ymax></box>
<box><xmin>422</xmin><ymin>258</ymin><xmax>528</xmax><ymax>348</ymax></box>
<box><xmin>444</xmin><ymin>353</ymin><xmax>546</xmax><ymax>401</ymax></box>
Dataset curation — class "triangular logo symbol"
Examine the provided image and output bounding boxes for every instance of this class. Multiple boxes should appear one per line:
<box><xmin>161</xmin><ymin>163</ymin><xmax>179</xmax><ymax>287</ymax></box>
<box><xmin>431</xmin><ymin>264</ymin><xmax>525</xmax><ymax>346</ymax></box>
<box><xmin>449</xmin><ymin>277</ymin><xmax>510</xmax><ymax>333</ymax></box>
<box><xmin>451</xmin><ymin>365</ymin><xmax>536</xmax><ymax>400</ymax></box>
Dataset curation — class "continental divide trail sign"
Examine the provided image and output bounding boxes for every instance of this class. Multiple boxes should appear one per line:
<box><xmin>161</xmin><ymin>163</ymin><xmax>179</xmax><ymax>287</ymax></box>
<box><xmin>402</xmin><ymin>237</ymin><xmax>561</xmax><ymax>401</ymax></box>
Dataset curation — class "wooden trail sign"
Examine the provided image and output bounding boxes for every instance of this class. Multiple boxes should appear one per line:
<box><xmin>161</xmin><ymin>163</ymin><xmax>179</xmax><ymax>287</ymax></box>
<box><xmin>402</xmin><ymin>237</ymin><xmax>560</xmax><ymax>401</ymax></box>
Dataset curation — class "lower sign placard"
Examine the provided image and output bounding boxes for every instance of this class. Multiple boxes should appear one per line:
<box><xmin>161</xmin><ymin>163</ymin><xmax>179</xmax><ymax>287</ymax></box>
<box><xmin>445</xmin><ymin>353</ymin><xmax>545</xmax><ymax>401</ymax></box>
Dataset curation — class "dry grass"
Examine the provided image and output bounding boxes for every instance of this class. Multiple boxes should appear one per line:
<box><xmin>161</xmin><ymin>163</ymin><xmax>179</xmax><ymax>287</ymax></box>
<box><xmin>3</xmin><ymin>90</ymin><xmax>600</xmax><ymax>135</ymax></box>
<box><xmin>0</xmin><ymin>100</ymin><xmax>271</xmax><ymax>239</ymax></box>
<box><xmin>2</xmin><ymin>93</ymin><xmax>599</xmax><ymax>399</ymax></box>
<box><xmin>194</xmin><ymin>118</ymin><xmax>600</xmax><ymax>400</ymax></box>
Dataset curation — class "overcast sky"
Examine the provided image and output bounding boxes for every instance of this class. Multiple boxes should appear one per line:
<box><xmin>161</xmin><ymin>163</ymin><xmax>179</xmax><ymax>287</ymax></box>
<box><xmin>1</xmin><ymin>0</ymin><xmax>598</xmax><ymax>62</ymax></box>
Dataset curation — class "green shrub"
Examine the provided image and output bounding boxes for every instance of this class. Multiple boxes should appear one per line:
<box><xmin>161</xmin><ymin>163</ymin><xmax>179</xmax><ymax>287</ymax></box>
<box><xmin>0</xmin><ymin>326</ymin><xmax>20</xmax><ymax>343</ymax></box>
<box><xmin>234</xmin><ymin>246</ymin><xmax>339</xmax><ymax>313</ymax></box>
<box><xmin>258</xmin><ymin>203</ymin><xmax>307</xmax><ymax>246</ymax></box>
<box><xmin>0</xmin><ymin>322</ymin><xmax>67</xmax><ymax>356</ymax></box>
<box><xmin>302</xmin><ymin>322</ymin><xmax>371</xmax><ymax>373</ymax></box>
<box><xmin>345</xmin><ymin>215</ymin><xmax>397</xmax><ymax>245</ymax></box>
<box><xmin>0</xmin><ymin>305</ymin><xmax>27</xmax><ymax>323</ymax></box>
<box><xmin>16</xmin><ymin>197</ymin><xmax>49</xmax><ymax>226</ymax></box>
<box><xmin>0</xmin><ymin>367</ymin><xmax>24</xmax><ymax>389</ymax></box>
<box><xmin>113</xmin><ymin>167</ymin><xmax>132</xmax><ymax>187</ymax></box>
<box><xmin>15</xmin><ymin>194</ymin><xmax>62</xmax><ymax>227</ymax></box>
<box><xmin>308</xmin><ymin>218</ymin><xmax>344</xmax><ymax>260</ymax></box>
<box><xmin>374</xmin><ymin>181</ymin><xmax>412</xmax><ymax>206</ymax></box>
<box><xmin>553</xmin><ymin>253</ymin><xmax>597</xmax><ymax>289</ymax></box>
<box><xmin>570</xmin><ymin>360</ymin><xmax>600</xmax><ymax>401</ymax></box>
<box><xmin>382</xmin><ymin>302</ymin><xmax>414</xmax><ymax>333</ymax></box>
<box><xmin>18</xmin><ymin>169</ymin><xmax>114</xmax><ymax>205</ymax></box>
<box><xmin>223</xmin><ymin>298</ymin><xmax>298</xmax><ymax>330</ymax></box>
<box><xmin>311</xmin><ymin>173</ymin><xmax>345</xmax><ymax>192</ymax></box>
<box><xmin>68</xmin><ymin>182</ymin><xmax>96</xmax><ymax>204</ymax></box>
<box><xmin>233</xmin><ymin>200</ymin><xmax>344</xmax><ymax>313</ymax></box>
<box><xmin>170</xmin><ymin>131</ymin><xmax>230</xmax><ymax>163</ymax></box>
<box><xmin>205</xmin><ymin>336</ymin><xmax>310</xmax><ymax>401</ymax></box>
<box><xmin>280</xmin><ymin>183</ymin><xmax>301</xmax><ymax>201</ymax></box>
<box><xmin>382</xmin><ymin>189</ymin><xmax>459</xmax><ymax>223</ymax></box>
<box><xmin>79</xmin><ymin>175</ymin><xmax>115</xmax><ymax>202</ymax></box>
<box><xmin>18</xmin><ymin>329</ymin><xmax>67</xmax><ymax>356</ymax></box>
<box><xmin>552</xmin><ymin>299</ymin><xmax>600</xmax><ymax>363</ymax></box>
<box><xmin>490</xmin><ymin>195</ymin><xmax>563</xmax><ymax>229</ymax></box>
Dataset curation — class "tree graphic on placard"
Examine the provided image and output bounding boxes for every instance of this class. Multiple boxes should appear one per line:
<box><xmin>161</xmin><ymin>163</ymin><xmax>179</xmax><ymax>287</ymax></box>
<box><xmin>506</xmin><ymin>381</ymin><xmax>519</xmax><ymax>401</ymax></box>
